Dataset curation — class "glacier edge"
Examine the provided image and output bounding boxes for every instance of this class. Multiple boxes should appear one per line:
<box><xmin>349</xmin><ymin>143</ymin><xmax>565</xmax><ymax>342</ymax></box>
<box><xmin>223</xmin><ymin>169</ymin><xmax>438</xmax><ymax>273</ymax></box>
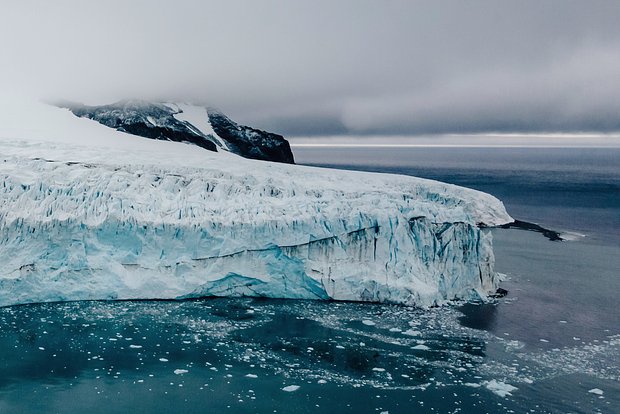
<box><xmin>0</xmin><ymin>138</ymin><xmax>512</xmax><ymax>308</ymax></box>
<box><xmin>0</xmin><ymin>104</ymin><xmax>512</xmax><ymax>306</ymax></box>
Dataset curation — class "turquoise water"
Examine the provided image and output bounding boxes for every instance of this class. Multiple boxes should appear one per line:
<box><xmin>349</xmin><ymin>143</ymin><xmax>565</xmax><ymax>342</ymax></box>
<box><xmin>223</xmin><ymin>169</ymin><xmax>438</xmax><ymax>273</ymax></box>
<box><xmin>0</xmin><ymin>147</ymin><xmax>618</xmax><ymax>413</ymax></box>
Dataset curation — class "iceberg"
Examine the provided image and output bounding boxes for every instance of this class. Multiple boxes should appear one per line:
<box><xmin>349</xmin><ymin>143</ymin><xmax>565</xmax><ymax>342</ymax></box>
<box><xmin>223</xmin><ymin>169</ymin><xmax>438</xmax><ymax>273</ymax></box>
<box><xmin>0</xmin><ymin>100</ymin><xmax>512</xmax><ymax>307</ymax></box>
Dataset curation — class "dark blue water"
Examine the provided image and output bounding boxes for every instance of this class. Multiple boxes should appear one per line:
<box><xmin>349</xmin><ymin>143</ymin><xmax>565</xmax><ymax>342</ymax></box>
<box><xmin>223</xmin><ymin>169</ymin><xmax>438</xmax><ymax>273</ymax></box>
<box><xmin>0</xmin><ymin>147</ymin><xmax>618</xmax><ymax>413</ymax></box>
<box><xmin>295</xmin><ymin>147</ymin><xmax>620</xmax><ymax>245</ymax></box>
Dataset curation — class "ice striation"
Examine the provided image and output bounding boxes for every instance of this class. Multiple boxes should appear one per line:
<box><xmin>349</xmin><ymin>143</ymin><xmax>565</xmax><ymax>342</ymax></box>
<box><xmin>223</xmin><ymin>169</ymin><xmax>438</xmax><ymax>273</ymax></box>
<box><xmin>0</xmin><ymin>101</ymin><xmax>512</xmax><ymax>307</ymax></box>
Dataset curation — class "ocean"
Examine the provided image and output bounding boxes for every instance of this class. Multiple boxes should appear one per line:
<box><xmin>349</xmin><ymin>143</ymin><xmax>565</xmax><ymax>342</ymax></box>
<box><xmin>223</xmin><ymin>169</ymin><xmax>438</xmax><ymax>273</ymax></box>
<box><xmin>0</xmin><ymin>147</ymin><xmax>618</xmax><ymax>413</ymax></box>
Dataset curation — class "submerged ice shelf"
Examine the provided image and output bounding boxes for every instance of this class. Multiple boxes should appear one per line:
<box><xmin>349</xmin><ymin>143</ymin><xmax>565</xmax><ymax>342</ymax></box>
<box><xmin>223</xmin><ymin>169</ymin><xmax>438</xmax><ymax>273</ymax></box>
<box><xmin>0</xmin><ymin>101</ymin><xmax>512</xmax><ymax>307</ymax></box>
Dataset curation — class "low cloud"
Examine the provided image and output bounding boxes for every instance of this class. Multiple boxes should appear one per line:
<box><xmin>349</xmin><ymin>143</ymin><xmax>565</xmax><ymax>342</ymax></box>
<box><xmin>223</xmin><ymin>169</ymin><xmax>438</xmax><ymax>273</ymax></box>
<box><xmin>2</xmin><ymin>1</ymin><xmax>620</xmax><ymax>136</ymax></box>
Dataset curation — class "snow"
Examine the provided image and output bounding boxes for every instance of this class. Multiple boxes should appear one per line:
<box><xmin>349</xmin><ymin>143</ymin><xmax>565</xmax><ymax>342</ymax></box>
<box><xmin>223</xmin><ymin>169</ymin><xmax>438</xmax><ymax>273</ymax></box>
<box><xmin>0</xmin><ymin>99</ymin><xmax>512</xmax><ymax>308</ymax></box>
<box><xmin>172</xmin><ymin>104</ymin><xmax>228</xmax><ymax>149</ymax></box>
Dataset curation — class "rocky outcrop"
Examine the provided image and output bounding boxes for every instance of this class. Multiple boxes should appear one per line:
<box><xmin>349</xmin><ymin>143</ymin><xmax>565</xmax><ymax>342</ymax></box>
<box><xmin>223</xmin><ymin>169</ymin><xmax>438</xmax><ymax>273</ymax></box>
<box><xmin>62</xmin><ymin>100</ymin><xmax>294</xmax><ymax>164</ymax></box>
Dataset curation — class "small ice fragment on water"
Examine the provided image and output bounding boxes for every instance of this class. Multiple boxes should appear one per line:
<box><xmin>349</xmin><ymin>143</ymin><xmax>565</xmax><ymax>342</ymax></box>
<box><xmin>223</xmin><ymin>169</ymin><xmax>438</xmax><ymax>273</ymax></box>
<box><xmin>159</xmin><ymin>358</ymin><xmax>169</xmax><ymax>362</ymax></box>
<box><xmin>362</xmin><ymin>320</ymin><xmax>375</xmax><ymax>326</ymax></box>
<box><xmin>129</xmin><ymin>345</ymin><xmax>142</xmax><ymax>349</ymax></box>
<box><xmin>372</xmin><ymin>368</ymin><xmax>386</xmax><ymax>372</ymax></box>
<box><xmin>389</xmin><ymin>328</ymin><xmax>402</xmax><ymax>332</ymax></box>
<box><xmin>245</xmin><ymin>374</ymin><xmax>258</xmax><ymax>378</ymax></box>
<box><xmin>412</xmin><ymin>344</ymin><xmax>430</xmax><ymax>350</ymax></box>
<box><xmin>523</xmin><ymin>378</ymin><xmax>534</xmax><ymax>384</ymax></box>
<box><xmin>38</xmin><ymin>347</ymin><xmax>45</xmax><ymax>351</ymax></box>
<box><xmin>483</xmin><ymin>379</ymin><xmax>517</xmax><ymax>397</ymax></box>
<box><xmin>539</xmin><ymin>339</ymin><xmax>549</xmax><ymax>343</ymax></box>
<box><xmin>464</xmin><ymin>383</ymin><xmax>481</xmax><ymax>388</ymax></box>
<box><xmin>317</xmin><ymin>379</ymin><xmax>327</xmax><ymax>384</ymax></box>
<box><xmin>559</xmin><ymin>320</ymin><xmax>567</xmax><ymax>324</ymax></box>
<box><xmin>402</xmin><ymin>329</ymin><xmax>421</xmax><ymax>336</ymax></box>
<box><xmin>588</xmin><ymin>388</ymin><xmax>604</xmax><ymax>395</ymax></box>
<box><xmin>282</xmin><ymin>385</ymin><xmax>300</xmax><ymax>392</ymax></box>
<box><xmin>335</xmin><ymin>345</ymin><xmax>345</xmax><ymax>349</ymax></box>
<box><xmin>174</xmin><ymin>369</ymin><xmax>188</xmax><ymax>375</ymax></box>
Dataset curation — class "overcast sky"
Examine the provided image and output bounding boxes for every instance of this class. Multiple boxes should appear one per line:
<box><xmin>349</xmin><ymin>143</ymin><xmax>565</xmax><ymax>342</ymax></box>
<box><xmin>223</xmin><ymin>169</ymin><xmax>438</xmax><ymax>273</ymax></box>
<box><xmin>2</xmin><ymin>0</ymin><xmax>620</xmax><ymax>137</ymax></box>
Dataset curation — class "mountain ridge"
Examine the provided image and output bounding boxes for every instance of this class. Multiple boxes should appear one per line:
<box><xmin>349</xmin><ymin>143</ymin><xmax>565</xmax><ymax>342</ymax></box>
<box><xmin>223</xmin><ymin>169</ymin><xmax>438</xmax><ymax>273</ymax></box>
<box><xmin>59</xmin><ymin>100</ymin><xmax>295</xmax><ymax>164</ymax></box>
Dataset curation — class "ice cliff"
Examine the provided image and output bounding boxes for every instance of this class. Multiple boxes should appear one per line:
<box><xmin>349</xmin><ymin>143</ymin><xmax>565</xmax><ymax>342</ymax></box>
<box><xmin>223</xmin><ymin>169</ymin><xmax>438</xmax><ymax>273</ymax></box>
<box><xmin>0</xmin><ymin>101</ymin><xmax>512</xmax><ymax>307</ymax></box>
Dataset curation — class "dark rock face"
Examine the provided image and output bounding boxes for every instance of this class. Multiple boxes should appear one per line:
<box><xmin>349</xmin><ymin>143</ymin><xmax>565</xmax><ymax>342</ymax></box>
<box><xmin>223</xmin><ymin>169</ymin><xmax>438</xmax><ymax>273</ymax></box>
<box><xmin>208</xmin><ymin>109</ymin><xmax>294</xmax><ymax>164</ymax></box>
<box><xmin>62</xmin><ymin>100</ymin><xmax>295</xmax><ymax>164</ymax></box>
<box><xmin>498</xmin><ymin>220</ymin><xmax>563</xmax><ymax>241</ymax></box>
<box><xmin>65</xmin><ymin>100</ymin><xmax>218</xmax><ymax>152</ymax></box>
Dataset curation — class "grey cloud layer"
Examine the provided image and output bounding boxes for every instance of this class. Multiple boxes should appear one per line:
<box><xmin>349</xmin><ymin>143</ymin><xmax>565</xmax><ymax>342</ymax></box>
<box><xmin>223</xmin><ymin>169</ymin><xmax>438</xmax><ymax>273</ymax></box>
<box><xmin>2</xmin><ymin>0</ymin><xmax>620</xmax><ymax>135</ymax></box>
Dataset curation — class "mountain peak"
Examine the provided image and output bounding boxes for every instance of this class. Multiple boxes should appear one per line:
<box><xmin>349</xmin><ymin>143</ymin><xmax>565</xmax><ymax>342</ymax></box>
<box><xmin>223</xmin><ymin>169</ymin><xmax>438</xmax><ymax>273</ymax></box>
<box><xmin>60</xmin><ymin>101</ymin><xmax>295</xmax><ymax>164</ymax></box>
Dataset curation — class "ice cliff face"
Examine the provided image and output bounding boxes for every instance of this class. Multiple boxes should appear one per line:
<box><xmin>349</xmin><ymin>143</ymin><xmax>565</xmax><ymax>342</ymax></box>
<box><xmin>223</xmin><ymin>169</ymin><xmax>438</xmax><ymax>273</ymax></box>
<box><xmin>0</xmin><ymin>101</ymin><xmax>512</xmax><ymax>308</ymax></box>
<box><xmin>62</xmin><ymin>100</ymin><xmax>295</xmax><ymax>164</ymax></box>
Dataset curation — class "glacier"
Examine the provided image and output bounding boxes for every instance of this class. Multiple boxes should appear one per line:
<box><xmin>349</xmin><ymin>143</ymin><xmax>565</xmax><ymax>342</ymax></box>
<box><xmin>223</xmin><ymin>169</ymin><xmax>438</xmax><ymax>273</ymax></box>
<box><xmin>0</xmin><ymin>101</ymin><xmax>512</xmax><ymax>307</ymax></box>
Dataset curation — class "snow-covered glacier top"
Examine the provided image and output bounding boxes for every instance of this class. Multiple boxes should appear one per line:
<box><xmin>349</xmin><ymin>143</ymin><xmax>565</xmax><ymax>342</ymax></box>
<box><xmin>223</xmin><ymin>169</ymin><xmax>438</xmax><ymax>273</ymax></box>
<box><xmin>0</xmin><ymin>100</ymin><xmax>512</xmax><ymax>307</ymax></box>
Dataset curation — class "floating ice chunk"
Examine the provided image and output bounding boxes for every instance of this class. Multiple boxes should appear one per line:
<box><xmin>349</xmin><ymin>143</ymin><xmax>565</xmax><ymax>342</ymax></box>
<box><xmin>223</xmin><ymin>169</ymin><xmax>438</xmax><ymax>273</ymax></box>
<box><xmin>402</xmin><ymin>329</ymin><xmax>421</xmax><ymax>337</ymax></box>
<box><xmin>129</xmin><ymin>345</ymin><xmax>142</xmax><ymax>349</ymax></box>
<box><xmin>412</xmin><ymin>344</ymin><xmax>430</xmax><ymax>351</ymax></box>
<box><xmin>159</xmin><ymin>358</ymin><xmax>169</xmax><ymax>362</ymax></box>
<box><xmin>483</xmin><ymin>379</ymin><xmax>518</xmax><ymax>397</ymax></box>
<box><xmin>245</xmin><ymin>374</ymin><xmax>258</xmax><ymax>379</ymax></box>
<box><xmin>174</xmin><ymin>369</ymin><xmax>188</xmax><ymax>375</ymax></box>
<box><xmin>362</xmin><ymin>320</ymin><xmax>376</xmax><ymax>326</ymax></box>
<box><xmin>282</xmin><ymin>385</ymin><xmax>300</xmax><ymax>392</ymax></box>
<box><xmin>588</xmin><ymin>388</ymin><xmax>604</xmax><ymax>395</ymax></box>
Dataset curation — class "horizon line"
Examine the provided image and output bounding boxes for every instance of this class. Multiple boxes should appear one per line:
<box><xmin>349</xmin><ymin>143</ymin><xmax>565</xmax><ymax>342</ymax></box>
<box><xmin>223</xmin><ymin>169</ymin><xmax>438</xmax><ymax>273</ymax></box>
<box><xmin>290</xmin><ymin>143</ymin><xmax>620</xmax><ymax>149</ymax></box>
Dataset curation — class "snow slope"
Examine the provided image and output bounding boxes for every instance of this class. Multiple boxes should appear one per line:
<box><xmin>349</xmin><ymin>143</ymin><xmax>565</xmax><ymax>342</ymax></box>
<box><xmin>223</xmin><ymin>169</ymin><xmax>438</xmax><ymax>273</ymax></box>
<box><xmin>171</xmin><ymin>103</ymin><xmax>229</xmax><ymax>149</ymax></box>
<box><xmin>0</xmin><ymin>100</ymin><xmax>512</xmax><ymax>307</ymax></box>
